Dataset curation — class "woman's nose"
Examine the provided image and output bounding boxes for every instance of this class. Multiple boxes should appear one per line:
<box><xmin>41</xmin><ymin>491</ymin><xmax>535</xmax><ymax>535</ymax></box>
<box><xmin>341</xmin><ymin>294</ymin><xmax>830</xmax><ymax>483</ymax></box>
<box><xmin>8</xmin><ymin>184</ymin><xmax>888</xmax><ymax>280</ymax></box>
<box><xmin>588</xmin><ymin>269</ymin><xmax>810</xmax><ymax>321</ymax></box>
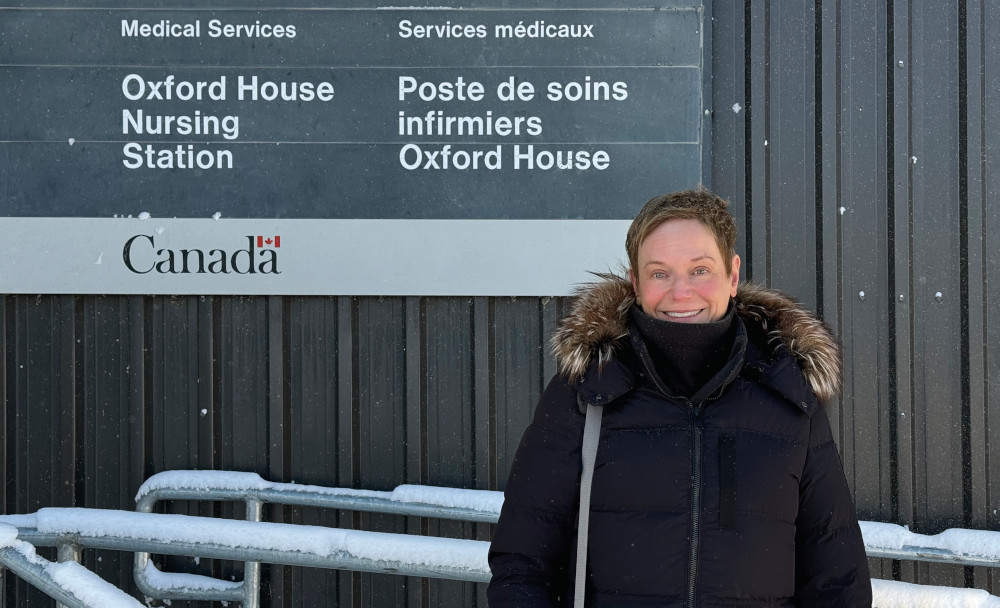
<box><xmin>669</xmin><ymin>277</ymin><xmax>693</xmax><ymax>299</ymax></box>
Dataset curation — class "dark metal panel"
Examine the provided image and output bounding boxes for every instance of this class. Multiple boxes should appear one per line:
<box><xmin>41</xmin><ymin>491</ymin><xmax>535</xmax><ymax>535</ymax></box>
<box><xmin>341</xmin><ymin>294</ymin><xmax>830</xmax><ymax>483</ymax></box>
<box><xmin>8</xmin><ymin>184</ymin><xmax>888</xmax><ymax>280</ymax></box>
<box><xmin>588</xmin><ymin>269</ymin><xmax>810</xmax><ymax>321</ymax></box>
<box><xmin>355</xmin><ymin>296</ymin><xmax>409</xmax><ymax>606</ymax></box>
<box><xmin>404</xmin><ymin>297</ymin><xmax>426</xmax><ymax>608</ymax></box>
<box><xmin>887</xmin><ymin>2</ymin><xmax>916</xmax><ymax>560</ymax></box>
<box><xmin>79</xmin><ymin>296</ymin><xmax>141</xmax><ymax>591</ymax></box>
<box><xmin>710</xmin><ymin>0</ymin><xmax>749</xmax><ymax>253</ymax></box>
<box><xmin>0</xmin><ymin>297</ymin><xmax>7</xmax><ymax>516</ymax></box>
<box><xmin>265</xmin><ymin>295</ymin><xmax>287</xmax><ymax>605</ymax></box>
<box><xmin>541</xmin><ymin>297</ymin><xmax>563</xmax><ymax>383</ymax></box>
<box><xmin>147</xmin><ymin>297</ymin><xmax>209</xmax><ymax>473</ymax></box>
<box><xmin>423</xmin><ymin>298</ymin><xmax>479</xmax><ymax>607</ymax></box>
<box><xmin>12</xmin><ymin>296</ymin><xmax>76</xmax><ymax>512</ymax></box>
<box><xmin>423</xmin><ymin>298</ymin><xmax>475</xmax><ymax>487</ymax></box>
<box><xmin>819</xmin><ymin>0</ymin><xmax>844</xmax><ymax>447</ymax></box>
<box><xmin>335</xmin><ymin>296</ymin><xmax>360</xmax><ymax>608</ymax></box>
<box><xmin>217</xmin><ymin>297</ymin><xmax>270</xmax><ymax>473</ymax></box>
<box><xmin>473</xmin><ymin>297</ymin><xmax>493</xmax><ymax>491</ymax></box>
<box><xmin>473</xmin><ymin>297</ymin><xmax>495</xmax><ymax>608</ymax></box>
<box><xmin>972</xmin><ymin>0</ymin><xmax>1000</xmax><ymax>594</ymax></box>
<box><xmin>747</xmin><ymin>0</ymin><xmax>770</xmax><ymax>283</ymax></box>
<box><xmin>908</xmin><ymin>0</ymin><xmax>966</xmax><ymax>588</ymax></box>
<box><xmin>8</xmin><ymin>296</ymin><xmax>77</xmax><ymax>606</ymax></box>
<box><xmin>819</xmin><ymin>0</ymin><xmax>842</xmax><ymax>339</ymax></box>
<box><xmin>492</xmin><ymin>298</ymin><xmax>547</xmax><ymax>491</ymax></box>
<box><xmin>766</xmin><ymin>1</ymin><xmax>819</xmax><ymax>308</ymax></box>
<box><xmin>891</xmin><ymin>0</ymin><xmax>918</xmax><ymax>586</ymax></box>
<box><xmin>283</xmin><ymin>296</ymin><xmax>341</xmax><ymax>608</ymax></box>
<box><xmin>836</xmin><ymin>0</ymin><xmax>893</xmax><ymax>526</ymax></box>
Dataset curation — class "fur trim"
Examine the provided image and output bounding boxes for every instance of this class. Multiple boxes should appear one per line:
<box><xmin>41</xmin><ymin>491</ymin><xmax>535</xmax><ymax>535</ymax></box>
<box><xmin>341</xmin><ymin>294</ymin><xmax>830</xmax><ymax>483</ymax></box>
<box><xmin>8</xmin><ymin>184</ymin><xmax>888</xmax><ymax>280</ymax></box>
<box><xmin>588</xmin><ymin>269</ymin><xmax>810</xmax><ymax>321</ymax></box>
<box><xmin>551</xmin><ymin>274</ymin><xmax>842</xmax><ymax>401</ymax></box>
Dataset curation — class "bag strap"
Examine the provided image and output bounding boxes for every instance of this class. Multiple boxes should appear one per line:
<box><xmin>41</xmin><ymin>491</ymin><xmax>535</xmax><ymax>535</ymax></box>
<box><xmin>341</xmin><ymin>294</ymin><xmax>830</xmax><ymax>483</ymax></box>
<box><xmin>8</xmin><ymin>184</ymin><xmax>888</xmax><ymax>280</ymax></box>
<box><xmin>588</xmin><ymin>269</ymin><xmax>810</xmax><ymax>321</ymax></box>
<box><xmin>574</xmin><ymin>402</ymin><xmax>604</xmax><ymax>608</ymax></box>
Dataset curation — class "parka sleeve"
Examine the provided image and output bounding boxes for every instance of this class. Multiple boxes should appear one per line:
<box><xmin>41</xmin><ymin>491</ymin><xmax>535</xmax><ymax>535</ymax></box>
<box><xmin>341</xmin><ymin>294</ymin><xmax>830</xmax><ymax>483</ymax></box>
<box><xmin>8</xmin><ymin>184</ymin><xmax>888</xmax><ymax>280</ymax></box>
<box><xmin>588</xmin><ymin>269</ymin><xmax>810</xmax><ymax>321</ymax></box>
<box><xmin>487</xmin><ymin>375</ymin><xmax>585</xmax><ymax>607</ymax></box>
<box><xmin>793</xmin><ymin>406</ymin><xmax>873</xmax><ymax>607</ymax></box>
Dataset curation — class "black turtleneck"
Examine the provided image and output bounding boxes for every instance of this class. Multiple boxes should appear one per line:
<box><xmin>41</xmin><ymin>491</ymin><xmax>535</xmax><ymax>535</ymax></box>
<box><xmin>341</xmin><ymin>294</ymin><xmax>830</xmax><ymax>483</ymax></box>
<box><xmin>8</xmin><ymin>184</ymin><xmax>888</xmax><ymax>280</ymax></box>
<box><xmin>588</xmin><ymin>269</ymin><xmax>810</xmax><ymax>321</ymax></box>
<box><xmin>630</xmin><ymin>302</ymin><xmax>738</xmax><ymax>399</ymax></box>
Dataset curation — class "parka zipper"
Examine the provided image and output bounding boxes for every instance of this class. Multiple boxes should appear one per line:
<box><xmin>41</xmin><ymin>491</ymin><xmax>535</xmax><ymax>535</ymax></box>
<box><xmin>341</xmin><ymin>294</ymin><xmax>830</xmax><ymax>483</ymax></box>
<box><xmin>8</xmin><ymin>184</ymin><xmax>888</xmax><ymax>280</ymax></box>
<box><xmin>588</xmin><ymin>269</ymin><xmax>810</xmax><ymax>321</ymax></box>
<box><xmin>634</xmin><ymin>343</ymin><xmax>741</xmax><ymax>607</ymax></box>
<box><xmin>688</xmin><ymin>404</ymin><xmax>704</xmax><ymax>608</ymax></box>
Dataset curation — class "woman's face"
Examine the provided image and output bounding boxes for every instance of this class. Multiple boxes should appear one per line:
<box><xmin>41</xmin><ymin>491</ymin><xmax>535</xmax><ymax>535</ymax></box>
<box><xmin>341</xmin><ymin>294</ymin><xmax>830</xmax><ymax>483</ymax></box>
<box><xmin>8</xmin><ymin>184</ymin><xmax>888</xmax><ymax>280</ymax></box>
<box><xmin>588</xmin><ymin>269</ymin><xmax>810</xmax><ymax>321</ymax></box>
<box><xmin>629</xmin><ymin>219</ymin><xmax>740</xmax><ymax>324</ymax></box>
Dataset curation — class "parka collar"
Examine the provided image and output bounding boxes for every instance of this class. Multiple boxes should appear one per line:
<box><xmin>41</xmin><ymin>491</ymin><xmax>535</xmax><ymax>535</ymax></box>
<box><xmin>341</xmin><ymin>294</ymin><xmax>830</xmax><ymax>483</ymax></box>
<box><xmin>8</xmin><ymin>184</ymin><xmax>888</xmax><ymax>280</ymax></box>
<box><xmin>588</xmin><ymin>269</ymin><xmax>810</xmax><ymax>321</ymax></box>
<box><xmin>551</xmin><ymin>273</ymin><xmax>842</xmax><ymax>402</ymax></box>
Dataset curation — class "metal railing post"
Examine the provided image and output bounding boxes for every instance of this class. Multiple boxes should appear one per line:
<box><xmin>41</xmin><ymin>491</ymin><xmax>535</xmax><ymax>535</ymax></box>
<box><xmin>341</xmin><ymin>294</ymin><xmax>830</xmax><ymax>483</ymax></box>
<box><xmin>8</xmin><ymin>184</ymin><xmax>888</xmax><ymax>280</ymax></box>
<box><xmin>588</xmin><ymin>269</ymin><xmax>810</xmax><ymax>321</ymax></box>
<box><xmin>55</xmin><ymin>542</ymin><xmax>82</xmax><ymax>608</ymax></box>
<box><xmin>242</xmin><ymin>498</ymin><xmax>263</xmax><ymax>608</ymax></box>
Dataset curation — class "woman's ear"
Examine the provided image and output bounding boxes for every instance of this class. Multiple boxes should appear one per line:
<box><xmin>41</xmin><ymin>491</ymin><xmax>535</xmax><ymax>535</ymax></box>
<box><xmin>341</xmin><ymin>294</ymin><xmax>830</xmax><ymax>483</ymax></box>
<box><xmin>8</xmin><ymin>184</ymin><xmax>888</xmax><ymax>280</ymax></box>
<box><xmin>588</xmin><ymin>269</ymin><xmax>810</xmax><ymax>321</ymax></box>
<box><xmin>729</xmin><ymin>255</ymin><xmax>741</xmax><ymax>297</ymax></box>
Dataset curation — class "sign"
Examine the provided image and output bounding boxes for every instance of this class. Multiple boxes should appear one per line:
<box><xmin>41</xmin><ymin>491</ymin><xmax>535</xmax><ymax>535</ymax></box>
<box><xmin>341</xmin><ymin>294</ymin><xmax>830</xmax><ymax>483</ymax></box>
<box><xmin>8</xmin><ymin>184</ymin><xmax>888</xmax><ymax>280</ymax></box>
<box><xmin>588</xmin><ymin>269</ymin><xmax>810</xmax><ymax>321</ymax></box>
<box><xmin>1</xmin><ymin>2</ymin><xmax>709</xmax><ymax>295</ymax></box>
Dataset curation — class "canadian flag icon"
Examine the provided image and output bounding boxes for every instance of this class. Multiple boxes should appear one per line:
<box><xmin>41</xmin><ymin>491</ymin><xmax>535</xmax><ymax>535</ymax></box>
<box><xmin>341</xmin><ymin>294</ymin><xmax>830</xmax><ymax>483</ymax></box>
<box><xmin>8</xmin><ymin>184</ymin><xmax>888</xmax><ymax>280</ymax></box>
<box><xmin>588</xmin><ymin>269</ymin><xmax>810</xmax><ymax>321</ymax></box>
<box><xmin>257</xmin><ymin>236</ymin><xmax>281</xmax><ymax>248</ymax></box>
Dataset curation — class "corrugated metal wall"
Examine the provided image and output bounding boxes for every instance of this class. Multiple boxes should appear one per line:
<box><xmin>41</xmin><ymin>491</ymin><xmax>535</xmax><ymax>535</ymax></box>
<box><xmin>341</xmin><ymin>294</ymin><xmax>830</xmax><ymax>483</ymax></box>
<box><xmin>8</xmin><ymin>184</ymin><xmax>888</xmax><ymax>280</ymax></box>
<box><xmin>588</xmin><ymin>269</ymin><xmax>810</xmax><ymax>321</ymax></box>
<box><xmin>3</xmin><ymin>1</ymin><xmax>999</xmax><ymax>605</ymax></box>
<box><xmin>712</xmin><ymin>0</ymin><xmax>1000</xmax><ymax>593</ymax></box>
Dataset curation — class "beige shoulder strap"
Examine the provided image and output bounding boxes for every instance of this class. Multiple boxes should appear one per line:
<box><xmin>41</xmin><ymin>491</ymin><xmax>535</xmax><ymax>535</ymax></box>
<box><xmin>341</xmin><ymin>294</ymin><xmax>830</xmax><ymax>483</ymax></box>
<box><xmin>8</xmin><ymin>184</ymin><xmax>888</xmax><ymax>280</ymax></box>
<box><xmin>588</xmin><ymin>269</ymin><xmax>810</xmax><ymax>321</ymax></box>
<box><xmin>574</xmin><ymin>403</ymin><xmax>603</xmax><ymax>608</ymax></box>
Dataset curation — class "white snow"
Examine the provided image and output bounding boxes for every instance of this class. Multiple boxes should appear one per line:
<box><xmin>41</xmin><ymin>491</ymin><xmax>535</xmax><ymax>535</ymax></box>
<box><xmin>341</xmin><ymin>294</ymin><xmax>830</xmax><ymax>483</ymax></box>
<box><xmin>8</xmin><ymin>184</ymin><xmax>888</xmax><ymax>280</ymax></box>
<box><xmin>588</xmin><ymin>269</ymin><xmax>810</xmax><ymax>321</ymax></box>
<box><xmin>141</xmin><ymin>561</ymin><xmax>241</xmax><ymax>593</ymax></box>
<box><xmin>862</xmin><ymin>521</ymin><xmax>1000</xmax><ymax>561</ymax></box>
<box><xmin>390</xmin><ymin>484</ymin><xmax>504</xmax><ymax>512</ymax></box>
<box><xmin>33</xmin><ymin>508</ymin><xmax>490</xmax><ymax>572</ymax></box>
<box><xmin>212</xmin><ymin>212</ymin><xmax>222</xmax><ymax>220</ymax></box>
<box><xmin>137</xmin><ymin>212</ymin><xmax>151</xmax><ymax>221</ymax></box>
<box><xmin>7</xmin><ymin>537</ymin><xmax>143</xmax><ymax>607</ymax></box>
<box><xmin>136</xmin><ymin>470</ymin><xmax>271</xmax><ymax>500</ymax></box>
<box><xmin>731</xmin><ymin>102</ymin><xmax>742</xmax><ymax>113</ymax></box>
<box><xmin>0</xmin><ymin>523</ymin><xmax>18</xmax><ymax>548</ymax></box>
<box><xmin>873</xmin><ymin>579</ymin><xmax>1000</xmax><ymax>608</ymax></box>
<box><xmin>47</xmin><ymin>560</ymin><xmax>144</xmax><ymax>607</ymax></box>
<box><xmin>135</xmin><ymin>471</ymin><xmax>505</xmax><ymax>515</ymax></box>
<box><xmin>0</xmin><ymin>513</ymin><xmax>39</xmax><ymax>528</ymax></box>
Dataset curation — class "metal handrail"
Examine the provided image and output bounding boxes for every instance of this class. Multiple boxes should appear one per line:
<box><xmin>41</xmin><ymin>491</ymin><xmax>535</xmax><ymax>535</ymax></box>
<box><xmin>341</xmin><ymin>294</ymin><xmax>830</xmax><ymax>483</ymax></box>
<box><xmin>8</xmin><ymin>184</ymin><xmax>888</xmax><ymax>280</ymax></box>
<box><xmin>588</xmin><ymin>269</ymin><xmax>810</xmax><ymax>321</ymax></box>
<box><xmin>8</xmin><ymin>510</ymin><xmax>490</xmax><ymax>581</ymax></box>
<box><xmin>132</xmin><ymin>471</ymin><xmax>502</xmax><ymax>606</ymax></box>
<box><xmin>0</xmin><ymin>471</ymin><xmax>998</xmax><ymax>607</ymax></box>
<box><xmin>0</xmin><ymin>508</ymin><xmax>490</xmax><ymax>608</ymax></box>
<box><xmin>0</xmin><ymin>524</ymin><xmax>143</xmax><ymax>608</ymax></box>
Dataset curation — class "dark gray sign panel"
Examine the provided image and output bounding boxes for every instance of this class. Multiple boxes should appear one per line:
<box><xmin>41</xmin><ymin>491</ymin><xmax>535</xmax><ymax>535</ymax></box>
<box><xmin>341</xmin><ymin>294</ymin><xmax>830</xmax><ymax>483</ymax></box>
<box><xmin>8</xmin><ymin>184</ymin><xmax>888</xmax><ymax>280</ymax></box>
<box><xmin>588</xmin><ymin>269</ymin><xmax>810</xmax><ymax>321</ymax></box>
<box><xmin>1</xmin><ymin>4</ymin><xmax>709</xmax><ymax>295</ymax></box>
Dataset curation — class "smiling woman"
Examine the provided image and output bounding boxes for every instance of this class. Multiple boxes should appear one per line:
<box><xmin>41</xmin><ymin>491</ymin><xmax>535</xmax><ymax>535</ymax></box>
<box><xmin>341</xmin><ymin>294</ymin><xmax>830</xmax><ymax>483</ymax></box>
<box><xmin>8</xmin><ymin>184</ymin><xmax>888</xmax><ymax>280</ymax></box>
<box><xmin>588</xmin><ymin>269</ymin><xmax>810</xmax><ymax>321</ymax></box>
<box><xmin>488</xmin><ymin>188</ymin><xmax>872</xmax><ymax>608</ymax></box>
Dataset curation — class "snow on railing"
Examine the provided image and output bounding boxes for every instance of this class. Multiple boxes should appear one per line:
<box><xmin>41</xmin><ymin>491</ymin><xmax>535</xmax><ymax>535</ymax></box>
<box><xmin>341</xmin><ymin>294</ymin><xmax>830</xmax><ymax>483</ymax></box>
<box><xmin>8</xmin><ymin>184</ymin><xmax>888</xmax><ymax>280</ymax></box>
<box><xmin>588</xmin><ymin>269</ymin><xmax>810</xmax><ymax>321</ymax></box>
<box><xmin>135</xmin><ymin>470</ymin><xmax>504</xmax><ymax>522</ymax></box>
<box><xmin>131</xmin><ymin>470</ymin><xmax>503</xmax><ymax>606</ymax></box>
<box><xmin>2</xmin><ymin>470</ymin><xmax>1000</xmax><ymax>607</ymax></box>
<box><xmin>862</xmin><ymin>521</ymin><xmax>1000</xmax><ymax>567</ymax></box>
<box><xmin>872</xmin><ymin>579</ymin><xmax>1000</xmax><ymax>608</ymax></box>
<box><xmin>0</xmin><ymin>523</ymin><xmax>143</xmax><ymax>608</ymax></box>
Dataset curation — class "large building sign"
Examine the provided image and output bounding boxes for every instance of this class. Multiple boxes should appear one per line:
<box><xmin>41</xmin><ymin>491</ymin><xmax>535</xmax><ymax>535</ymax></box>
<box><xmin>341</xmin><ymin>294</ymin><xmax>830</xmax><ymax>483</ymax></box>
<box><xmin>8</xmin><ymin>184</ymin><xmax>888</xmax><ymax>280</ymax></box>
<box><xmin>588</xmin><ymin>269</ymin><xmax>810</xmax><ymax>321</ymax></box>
<box><xmin>1</xmin><ymin>2</ymin><xmax>709</xmax><ymax>295</ymax></box>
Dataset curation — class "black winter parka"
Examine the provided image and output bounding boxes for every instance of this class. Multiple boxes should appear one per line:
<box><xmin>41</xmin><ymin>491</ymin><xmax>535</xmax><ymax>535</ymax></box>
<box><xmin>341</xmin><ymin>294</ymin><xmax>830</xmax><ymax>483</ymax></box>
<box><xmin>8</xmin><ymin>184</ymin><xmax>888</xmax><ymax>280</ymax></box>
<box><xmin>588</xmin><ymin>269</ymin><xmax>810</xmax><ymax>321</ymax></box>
<box><xmin>488</xmin><ymin>275</ymin><xmax>871</xmax><ymax>608</ymax></box>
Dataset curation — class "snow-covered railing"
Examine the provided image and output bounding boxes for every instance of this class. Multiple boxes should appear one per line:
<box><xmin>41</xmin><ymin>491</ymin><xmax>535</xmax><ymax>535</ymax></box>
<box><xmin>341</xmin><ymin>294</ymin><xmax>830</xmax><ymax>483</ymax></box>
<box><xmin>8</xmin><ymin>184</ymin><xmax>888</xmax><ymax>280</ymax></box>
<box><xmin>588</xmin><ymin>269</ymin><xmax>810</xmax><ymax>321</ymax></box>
<box><xmin>3</xmin><ymin>469</ymin><xmax>1000</xmax><ymax>607</ymax></box>
<box><xmin>862</xmin><ymin>521</ymin><xmax>1000</xmax><ymax>568</ymax></box>
<box><xmin>132</xmin><ymin>470</ymin><xmax>502</xmax><ymax>607</ymax></box>
<box><xmin>1</xmin><ymin>508</ymin><xmax>490</xmax><ymax>608</ymax></box>
<box><xmin>0</xmin><ymin>523</ymin><xmax>144</xmax><ymax>608</ymax></box>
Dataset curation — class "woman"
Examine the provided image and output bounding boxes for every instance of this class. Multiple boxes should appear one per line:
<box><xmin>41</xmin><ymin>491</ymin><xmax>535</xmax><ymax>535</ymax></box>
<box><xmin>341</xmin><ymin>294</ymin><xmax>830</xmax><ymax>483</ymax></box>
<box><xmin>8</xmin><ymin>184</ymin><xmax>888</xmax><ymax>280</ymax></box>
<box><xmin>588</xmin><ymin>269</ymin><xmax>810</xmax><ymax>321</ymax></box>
<box><xmin>488</xmin><ymin>189</ymin><xmax>871</xmax><ymax>607</ymax></box>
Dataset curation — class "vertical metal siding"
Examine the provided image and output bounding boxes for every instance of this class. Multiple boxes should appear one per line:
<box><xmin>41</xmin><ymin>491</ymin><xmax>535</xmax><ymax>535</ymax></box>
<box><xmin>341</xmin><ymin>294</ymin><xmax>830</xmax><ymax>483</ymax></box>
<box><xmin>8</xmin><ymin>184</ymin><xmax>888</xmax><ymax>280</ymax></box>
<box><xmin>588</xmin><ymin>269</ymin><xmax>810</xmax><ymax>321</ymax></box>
<box><xmin>710</xmin><ymin>0</ymin><xmax>997</xmax><ymax>594</ymax></box>
<box><xmin>4</xmin><ymin>0</ymin><xmax>1000</xmax><ymax>604</ymax></box>
<box><xmin>970</xmin><ymin>0</ymin><xmax>1000</xmax><ymax>593</ymax></box>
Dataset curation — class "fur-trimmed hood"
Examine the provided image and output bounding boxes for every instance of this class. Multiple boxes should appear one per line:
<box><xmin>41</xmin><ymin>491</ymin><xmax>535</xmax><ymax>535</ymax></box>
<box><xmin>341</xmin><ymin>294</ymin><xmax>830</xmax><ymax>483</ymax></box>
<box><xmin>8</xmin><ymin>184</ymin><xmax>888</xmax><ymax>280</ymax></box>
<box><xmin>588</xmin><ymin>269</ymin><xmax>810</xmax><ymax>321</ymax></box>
<box><xmin>550</xmin><ymin>273</ymin><xmax>842</xmax><ymax>401</ymax></box>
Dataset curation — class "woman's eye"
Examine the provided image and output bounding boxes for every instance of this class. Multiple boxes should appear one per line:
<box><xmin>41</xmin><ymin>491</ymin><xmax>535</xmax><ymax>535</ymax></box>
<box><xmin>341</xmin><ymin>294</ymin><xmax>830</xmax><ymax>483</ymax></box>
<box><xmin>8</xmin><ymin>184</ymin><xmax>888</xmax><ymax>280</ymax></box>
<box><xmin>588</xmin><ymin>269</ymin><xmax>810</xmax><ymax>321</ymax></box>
<box><xmin>651</xmin><ymin>271</ymin><xmax>666</xmax><ymax>279</ymax></box>
<box><xmin>693</xmin><ymin>268</ymin><xmax>709</xmax><ymax>276</ymax></box>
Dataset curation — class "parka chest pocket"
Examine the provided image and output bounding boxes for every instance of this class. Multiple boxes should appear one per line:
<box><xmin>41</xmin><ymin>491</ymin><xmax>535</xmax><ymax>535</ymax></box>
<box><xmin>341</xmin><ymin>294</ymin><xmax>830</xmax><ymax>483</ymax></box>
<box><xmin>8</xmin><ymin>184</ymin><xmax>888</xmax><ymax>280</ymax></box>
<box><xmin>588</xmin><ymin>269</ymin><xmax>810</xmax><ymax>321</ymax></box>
<box><xmin>589</xmin><ymin>426</ymin><xmax>693</xmax><ymax>514</ymax></box>
<box><xmin>712</xmin><ymin>431</ymin><xmax>807</xmax><ymax>526</ymax></box>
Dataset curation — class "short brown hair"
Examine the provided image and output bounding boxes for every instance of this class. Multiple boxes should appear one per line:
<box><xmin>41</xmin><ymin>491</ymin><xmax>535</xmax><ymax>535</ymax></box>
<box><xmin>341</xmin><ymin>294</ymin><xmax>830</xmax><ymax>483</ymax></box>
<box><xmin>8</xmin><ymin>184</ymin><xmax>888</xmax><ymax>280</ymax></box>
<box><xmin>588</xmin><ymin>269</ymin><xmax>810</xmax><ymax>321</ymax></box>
<box><xmin>626</xmin><ymin>187</ymin><xmax>738</xmax><ymax>275</ymax></box>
